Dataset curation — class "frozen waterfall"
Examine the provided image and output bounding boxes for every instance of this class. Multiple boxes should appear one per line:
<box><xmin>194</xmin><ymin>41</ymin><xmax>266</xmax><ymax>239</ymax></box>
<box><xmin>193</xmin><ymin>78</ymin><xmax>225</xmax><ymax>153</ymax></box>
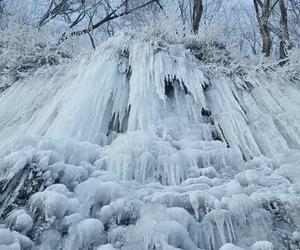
<box><xmin>0</xmin><ymin>34</ymin><xmax>300</xmax><ymax>250</ymax></box>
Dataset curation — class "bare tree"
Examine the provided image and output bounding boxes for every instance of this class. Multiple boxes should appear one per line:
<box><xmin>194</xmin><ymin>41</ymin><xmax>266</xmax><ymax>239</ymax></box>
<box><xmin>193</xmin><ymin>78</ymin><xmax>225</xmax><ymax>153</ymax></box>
<box><xmin>237</xmin><ymin>10</ymin><xmax>260</xmax><ymax>55</ymax></box>
<box><xmin>177</xmin><ymin>0</ymin><xmax>189</xmax><ymax>26</ymax></box>
<box><xmin>38</xmin><ymin>0</ymin><xmax>162</xmax><ymax>47</ymax></box>
<box><xmin>253</xmin><ymin>0</ymin><xmax>293</xmax><ymax>60</ymax></box>
<box><xmin>38</xmin><ymin>0</ymin><xmax>84</xmax><ymax>28</ymax></box>
<box><xmin>289</xmin><ymin>0</ymin><xmax>300</xmax><ymax>20</ymax></box>
<box><xmin>253</xmin><ymin>0</ymin><xmax>275</xmax><ymax>57</ymax></box>
<box><xmin>192</xmin><ymin>0</ymin><xmax>203</xmax><ymax>33</ymax></box>
<box><xmin>278</xmin><ymin>0</ymin><xmax>291</xmax><ymax>61</ymax></box>
<box><xmin>288</xmin><ymin>0</ymin><xmax>300</xmax><ymax>48</ymax></box>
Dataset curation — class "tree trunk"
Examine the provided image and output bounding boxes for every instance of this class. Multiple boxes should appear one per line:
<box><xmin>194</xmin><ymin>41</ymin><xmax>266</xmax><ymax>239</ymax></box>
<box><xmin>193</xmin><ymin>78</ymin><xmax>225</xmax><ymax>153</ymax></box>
<box><xmin>192</xmin><ymin>0</ymin><xmax>203</xmax><ymax>34</ymax></box>
<box><xmin>261</xmin><ymin>24</ymin><xmax>272</xmax><ymax>57</ymax></box>
<box><xmin>279</xmin><ymin>0</ymin><xmax>290</xmax><ymax>62</ymax></box>
<box><xmin>253</xmin><ymin>0</ymin><xmax>272</xmax><ymax>57</ymax></box>
<box><xmin>261</xmin><ymin>0</ymin><xmax>272</xmax><ymax>57</ymax></box>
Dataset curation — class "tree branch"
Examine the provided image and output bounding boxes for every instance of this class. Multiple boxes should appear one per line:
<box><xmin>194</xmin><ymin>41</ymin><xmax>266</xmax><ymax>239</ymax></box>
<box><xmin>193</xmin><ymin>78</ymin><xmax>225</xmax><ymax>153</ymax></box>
<box><xmin>58</xmin><ymin>0</ymin><xmax>161</xmax><ymax>44</ymax></box>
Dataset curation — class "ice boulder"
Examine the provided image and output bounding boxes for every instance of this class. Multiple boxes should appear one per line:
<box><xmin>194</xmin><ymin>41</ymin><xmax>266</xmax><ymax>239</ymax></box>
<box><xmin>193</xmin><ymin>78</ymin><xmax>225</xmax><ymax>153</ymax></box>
<box><xmin>250</xmin><ymin>241</ymin><xmax>273</xmax><ymax>250</ymax></box>
<box><xmin>5</xmin><ymin>210</ymin><xmax>33</xmax><ymax>234</ymax></box>
<box><xmin>64</xmin><ymin>218</ymin><xmax>105</xmax><ymax>250</ymax></box>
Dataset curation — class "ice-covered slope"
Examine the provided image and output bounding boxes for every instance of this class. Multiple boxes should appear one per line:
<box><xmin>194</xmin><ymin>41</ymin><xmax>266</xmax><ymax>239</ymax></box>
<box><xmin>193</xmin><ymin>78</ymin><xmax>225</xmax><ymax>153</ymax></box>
<box><xmin>0</xmin><ymin>34</ymin><xmax>300</xmax><ymax>250</ymax></box>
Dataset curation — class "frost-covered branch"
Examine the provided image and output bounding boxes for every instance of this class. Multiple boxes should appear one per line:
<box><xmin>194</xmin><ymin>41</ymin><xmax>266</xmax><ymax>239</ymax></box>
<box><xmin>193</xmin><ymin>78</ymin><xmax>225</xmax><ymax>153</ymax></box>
<box><xmin>57</xmin><ymin>0</ymin><xmax>162</xmax><ymax>45</ymax></box>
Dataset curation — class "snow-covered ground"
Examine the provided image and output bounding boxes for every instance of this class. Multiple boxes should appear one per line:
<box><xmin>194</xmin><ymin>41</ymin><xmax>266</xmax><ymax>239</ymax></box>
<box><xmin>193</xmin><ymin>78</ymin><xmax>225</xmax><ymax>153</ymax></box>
<box><xmin>0</xmin><ymin>34</ymin><xmax>300</xmax><ymax>249</ymax></box>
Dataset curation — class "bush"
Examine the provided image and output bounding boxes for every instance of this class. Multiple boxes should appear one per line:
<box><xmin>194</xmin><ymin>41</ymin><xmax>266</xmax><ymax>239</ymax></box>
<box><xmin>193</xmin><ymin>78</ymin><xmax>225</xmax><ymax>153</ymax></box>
<box><xmin>0</xmin><ymin>14</ymin><xmax>81</xmax><ymax>91</ymax></box>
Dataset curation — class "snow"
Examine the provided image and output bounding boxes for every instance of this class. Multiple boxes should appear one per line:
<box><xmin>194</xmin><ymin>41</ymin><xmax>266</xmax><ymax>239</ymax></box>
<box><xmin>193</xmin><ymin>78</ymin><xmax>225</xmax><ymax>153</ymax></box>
<box><xmin>5</xmin><ymin>210</ymin><xmax>33</xmax><ymax>234</ymax></box>
<box><xmin>64</xmin><ymin>218</ymin><xmax>104</xmax><ymax>250</ymax></box>
<box><xmin>219</xmin><ymin>243</ymin><xmax>245</xmax><ymax>250</ymax></box>
<box><xmin>250</xmin><ymin>241</ymin><xmax>273</xmax><ymax>250</ymax></box>
<box><xmin>36</xmin><ymin>229</ymin><xmax>62</xmax><ymax>250</ymax></box>
<box><xmin>292</xmin><ymin>231</ymin><xmax>300</xmax><ymax>241</ymax></box>
<box><xmin>0</xmin><ymin>34</ymin><xmax>300</xmax><ymax>249</ymax></box>
<box><xmin>0</xmin><ymin>228</ymin><xmax>33</xmax><ymax>250</ymax></box>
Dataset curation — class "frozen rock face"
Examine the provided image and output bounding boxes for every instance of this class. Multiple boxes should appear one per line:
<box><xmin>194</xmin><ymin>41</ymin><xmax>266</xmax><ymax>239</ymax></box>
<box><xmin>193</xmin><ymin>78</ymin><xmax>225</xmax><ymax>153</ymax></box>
<box><xmin>0</xmin><ymin>34</ymin><xmax>300</xmax><ymax>249</ymax></box>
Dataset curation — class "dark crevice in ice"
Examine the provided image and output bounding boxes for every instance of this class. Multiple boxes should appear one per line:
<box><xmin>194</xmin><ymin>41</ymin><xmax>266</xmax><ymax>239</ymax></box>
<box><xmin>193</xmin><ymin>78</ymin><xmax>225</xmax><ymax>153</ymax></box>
<box><xmin>164</xmin><ymin>75</ymin><xmax>191</xmax><ymax>98</ymax></box>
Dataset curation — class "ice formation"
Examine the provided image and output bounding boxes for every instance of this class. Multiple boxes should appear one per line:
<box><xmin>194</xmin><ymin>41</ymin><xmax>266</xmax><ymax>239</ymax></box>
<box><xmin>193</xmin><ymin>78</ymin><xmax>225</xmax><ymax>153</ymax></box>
<box><xmin>0</xmin><ymin>33</ymin><xmax>300</xmax><ymax>249</ymax></box>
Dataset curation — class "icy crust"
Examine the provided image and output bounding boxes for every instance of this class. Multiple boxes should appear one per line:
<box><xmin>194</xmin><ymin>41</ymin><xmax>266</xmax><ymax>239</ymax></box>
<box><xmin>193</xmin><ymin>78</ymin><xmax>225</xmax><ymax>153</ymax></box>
<box><xmin>0</xmin><ymin>136</ymin><xmax>300</xmax><ymax>249</ymax></box>
<box><xmin>0</xmin><ymin>34</ymin><xmax>300</xmax><ymax>249</ymax></box>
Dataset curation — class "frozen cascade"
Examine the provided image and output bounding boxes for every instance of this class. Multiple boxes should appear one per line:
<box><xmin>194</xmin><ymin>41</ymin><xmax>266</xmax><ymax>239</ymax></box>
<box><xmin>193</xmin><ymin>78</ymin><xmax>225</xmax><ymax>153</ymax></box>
<box><xmin>0</xmin><ymin>34</ymin><xmax>300</xmax><ymax>249</ymax></box>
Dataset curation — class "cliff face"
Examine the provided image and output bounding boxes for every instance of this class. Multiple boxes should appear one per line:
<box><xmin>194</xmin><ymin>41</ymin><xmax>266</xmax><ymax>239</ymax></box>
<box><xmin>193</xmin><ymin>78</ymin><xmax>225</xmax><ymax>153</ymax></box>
<box><xmin>0</xmin><ymin>34</ymin><xmax>300</xmax><ymax>250</ymax></box>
